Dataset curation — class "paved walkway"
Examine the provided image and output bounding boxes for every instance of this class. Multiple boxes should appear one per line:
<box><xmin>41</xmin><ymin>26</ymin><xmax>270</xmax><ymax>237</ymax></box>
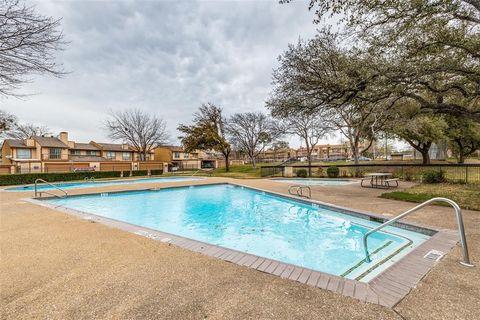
<box><xmin>1</xmin><ymin>177</ymin><xmax>479</xmax><ymax>319</ymax></box>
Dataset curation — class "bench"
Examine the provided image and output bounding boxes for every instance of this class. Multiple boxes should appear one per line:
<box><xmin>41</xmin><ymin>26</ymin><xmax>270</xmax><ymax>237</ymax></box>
<box><xmin>360</xmin><ymin>177</ymin><xmax>372</xmax><ymax>187</ymax></box>
<box><xmin>384</xmin><ymin>178</ymin><xmax>400</xmax><ymax>188</ymax></box>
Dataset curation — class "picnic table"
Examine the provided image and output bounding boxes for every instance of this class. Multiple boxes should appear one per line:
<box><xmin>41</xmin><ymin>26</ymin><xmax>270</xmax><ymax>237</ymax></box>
<box><xmin>360</xmin><ymin>173</ymin><xmax>399</xmax><ymax>188</ymax></box>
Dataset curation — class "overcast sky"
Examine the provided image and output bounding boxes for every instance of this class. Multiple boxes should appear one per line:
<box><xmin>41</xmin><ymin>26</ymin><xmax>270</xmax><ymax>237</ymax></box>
<box><xmin>1</xmin><ymin>0</ymin><xmax>343</xmax><ymax>147</ymax></box>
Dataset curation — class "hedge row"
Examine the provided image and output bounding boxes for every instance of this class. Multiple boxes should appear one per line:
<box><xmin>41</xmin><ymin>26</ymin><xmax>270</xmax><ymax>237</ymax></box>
<box><xmin>0</xmin><ymin>170</ymin><xmax>152</xmax><ymax>186</ymax></box>
<box><xmin>131</xmin><ymin>170</ymin><xmax>148</xmax><ymax>177</ymax></box>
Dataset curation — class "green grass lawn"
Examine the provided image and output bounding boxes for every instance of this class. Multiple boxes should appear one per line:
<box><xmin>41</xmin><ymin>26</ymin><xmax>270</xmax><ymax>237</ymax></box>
<box><xmin>381</xmin><ymin>183</ymin><xmax>480</xmax><ymax>211</ymax></box>
<box><xmin>208</xmin><ymin>165</ymin><xmax>262</xmax><ymax>178</ymax></box>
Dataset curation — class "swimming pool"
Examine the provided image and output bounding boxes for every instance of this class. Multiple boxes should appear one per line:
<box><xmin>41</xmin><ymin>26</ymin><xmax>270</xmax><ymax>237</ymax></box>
<box><xmin>272</xmin><ymin>178</ymin><xmax>356</xmax><ymax>186</ymax></box>
<box><xmin>5</xmin><ymin>177</ymin><xmax>203</xmax><ymax>191</ymax></box>
<box><xmin>44</xmin><ymin>184</ymin><xmax>430</xmax><ymax>282</ymax></box>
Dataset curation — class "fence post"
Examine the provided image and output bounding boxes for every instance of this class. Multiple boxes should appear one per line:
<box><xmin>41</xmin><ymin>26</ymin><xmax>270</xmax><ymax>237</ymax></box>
<box><xmin>284</xmin><ymin>166</ymin><xmax>293</xmax><ymax>177</ymax></box>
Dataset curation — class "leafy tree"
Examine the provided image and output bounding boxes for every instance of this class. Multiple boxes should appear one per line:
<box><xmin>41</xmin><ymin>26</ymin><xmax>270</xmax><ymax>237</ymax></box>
<box><xmin>271</xmin><ymin>140</ymin><xmax>289</xmax><ymax>150</ymax></box>
<box><xmin>6</xmin><ymin>123</ymin><xmax>51</xmax><ymax>139</ymax></box>
<box><xmin>445</xmin><ymin>116</ymin><xmax>480</xmax><ymax>163</ymax></box>
<box><xmin>393</xmin><ymin>113</ymin><xmax>448</xmax><ymax>164</ymax></box>
<box><xmin>0</xmin><ymin>0</ymin><xmax>66</xmax><ymax>97</ymax></box>
<box><xmin>226</xmin><ymin>112</ymin><xmax>278</xmax><ymax>168</ymax></box>
<box><xmin>284</xmin><ymin>0</ymin><xmax>480</xmax><ymax>122</ymax></box>
<box><xmin>178</xmin><ymin>103</ymin><xmax>232</xmax><ymax>172</ymax></box>
<box><xmin>105</xmin><ymin>109</ymin><xmax>169</xmax><ymax>161</ymax></box>
<box><xmin>0</xmin><ymin>109</ymin><xmax>17</xmax><ymax>136</ymax></box>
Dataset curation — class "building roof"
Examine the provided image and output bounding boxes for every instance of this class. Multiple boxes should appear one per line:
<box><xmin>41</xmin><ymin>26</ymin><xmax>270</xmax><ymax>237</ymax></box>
<box><xmin>94</xmin><ymin>143</ymin><xmax>128</xmax><ymax>151</ymax></box>
<box><xmin>72</xmin><ymin>143</ymin><xmax>99</xmax><ymax>151</ymax></box>
<box><xmin>3</xmin><ymin>139</ymin><xmax>35</xmax><ymax>149</ymax></box>
<box><xmin>32</xmin><ymin>136</ymin><xmax>69</xmax><ymax>148</ymax></box>
<box><xmin>161</xmin><ymin>145</ymin><xmax>185</xmax><ymax>152</ymax></box>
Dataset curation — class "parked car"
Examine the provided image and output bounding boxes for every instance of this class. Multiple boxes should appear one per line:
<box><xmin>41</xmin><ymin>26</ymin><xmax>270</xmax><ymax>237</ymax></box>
<box><xmin>358</xmin><ymin>156</ymin><xmax>372</xmax><ymax>161</ymax></box>
<box><xmin>323</xmin><ymin>156</ymin><xmax>347</xmax><ymax>162</ymax></box>
<box><xmin>346</xmin><ymin>156</ymin><xmax>373</xmax><ymax>161</ymax></box>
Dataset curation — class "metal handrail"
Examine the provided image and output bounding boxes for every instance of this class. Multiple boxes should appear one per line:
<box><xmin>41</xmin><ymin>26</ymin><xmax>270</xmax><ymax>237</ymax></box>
<box><xmin>363</xmin><ymin>197</ymin><xmax>473</xmax><ymax>267</ymax></box>
<box><xmin>34</xmin><ymin>178</ymin><xmax>68</xmax><ymax>198</ymax></box>
<box><xmin>288</xmin><ymin>185</ymin><xmax>311</xmax><ymax>199</ymax></box>
<box><xmin>299</xmin><ymin>186</ymin><xmax>311</xmax><ymax>199</ymax></box>
<box><xmin>191</xmin><ymin>168</ymin><xmax>214</xmax><ymax>176</ymax></box>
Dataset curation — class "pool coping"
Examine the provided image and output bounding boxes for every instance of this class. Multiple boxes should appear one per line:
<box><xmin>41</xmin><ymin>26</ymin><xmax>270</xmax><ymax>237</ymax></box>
<box><xmin>24</xmin><ymin>181</ymin><xmax>459</xmax><ymax>308</ymax></box>
<box><xmin>269</xmin><ymin>177</ymin><xmax>359</xmax><ymax>185</ymax></box>
<box><xmin>0</xmin><ymin>175</ymin><xmax>205</xmax><ymax>191</ymax></box>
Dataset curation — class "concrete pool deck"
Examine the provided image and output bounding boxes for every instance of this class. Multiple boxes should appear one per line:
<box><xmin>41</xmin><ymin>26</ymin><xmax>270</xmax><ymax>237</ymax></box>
<box><xmin>1</xmin><ymin>177</ymin><xmax>479</xmax><ymax>319</ymax></box>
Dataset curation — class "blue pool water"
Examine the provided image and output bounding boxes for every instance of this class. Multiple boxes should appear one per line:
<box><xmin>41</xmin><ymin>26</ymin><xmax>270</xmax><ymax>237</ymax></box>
<box><xmin>45</xmin><ymin>184</ymin><xmax>430</xmax><ymax>281</ymax></box>
<box><xmin>6</xmin><ymin>177</ymin><xmax>202</xmax><ymax>191</ymax></box>
<box><xmin>272</xmin><ymin>178</ymin><xmax>356</xmax><ymax>186</ymax></box>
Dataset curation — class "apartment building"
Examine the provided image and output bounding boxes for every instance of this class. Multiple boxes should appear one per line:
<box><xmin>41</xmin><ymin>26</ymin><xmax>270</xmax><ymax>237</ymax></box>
<box><xmin>256</xmin><ymin>144</ymin><xmax>353</xmax><ymax>163</ymax></box>
<box><xmin>257</xmin><ymin>148</ymin><xmax>298</xmax><ymax>163</ymax></box>
<box><xmin>1</xmin><ymin>132</ymin><xmax>161</xmax><ymax>174</ymax></box>
<box><xmin>296</xmin><ymin>144</ymin><xmax>352</xmax><ymax>160</ymax></box>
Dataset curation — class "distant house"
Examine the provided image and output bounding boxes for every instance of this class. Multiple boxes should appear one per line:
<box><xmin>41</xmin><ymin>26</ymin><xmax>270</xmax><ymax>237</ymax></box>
<box><xmin>1</xmin><ymin>131</ymin><xmax>162</xmax><ymax>174</ymax></box>
<box><xmin>154</xmin><ymin>146</ymin><xmax>224</xmax><ymax>170</ymax></box>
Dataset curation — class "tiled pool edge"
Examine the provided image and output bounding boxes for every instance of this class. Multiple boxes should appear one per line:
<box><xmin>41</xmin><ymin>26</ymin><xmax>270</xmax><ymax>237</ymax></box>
<box><xmin>24</xmin><ymin>183</ymin><xmax>459</xmax><ymax>308</ymax></box>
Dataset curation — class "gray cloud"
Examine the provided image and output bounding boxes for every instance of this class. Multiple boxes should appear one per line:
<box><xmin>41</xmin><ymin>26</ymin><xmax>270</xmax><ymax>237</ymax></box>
<box><xmin>1</xmin><ymin>0</ymin><xmax>325</xmax><ymax>145</ymax></box>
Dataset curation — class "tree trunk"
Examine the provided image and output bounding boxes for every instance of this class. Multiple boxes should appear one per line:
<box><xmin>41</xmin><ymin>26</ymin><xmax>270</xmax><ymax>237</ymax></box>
<box><xmin>251</xmin><ymin>154</ymin><xmax>256</xmax><ymax>168</ymax></box>
<box><xmin>421</xmin><ymin>151</ymin><xmax>431</xmax><ymax>165</ymax></box>
<box><xmin>305</xmin><ymin>140</ymin><xmax>311</xmax><ymax>177</ymax></box>
<box><xmin>353</xmin><ymin>139</ymin><xmax>360</xmax><ymax>177</ymax></box>
<box><xmin>455</xmin><ymin>140</ymin><xmax>465</xmax><ymax>164</ymax></box>
<box><xmin>308</xmin><ymin>155</ymin><xmax>312</xmax><ymax>177</ymax></box>
<box><xmin>224</xmin><ymin>153</ymin><xmax>230</xmax><ymax>172</ymax></box>
<box><xmin>458</xmin><ymin>150</ymin><xmax>465</xmax><ymax>164</ymax></box>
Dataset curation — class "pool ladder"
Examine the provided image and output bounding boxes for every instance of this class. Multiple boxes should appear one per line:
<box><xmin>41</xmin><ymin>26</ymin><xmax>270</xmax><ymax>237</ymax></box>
<box><xmin>34</xmin><ymin>178</ymin><xmax>68</xmax><ymax>198</ymax></box>
<box><xmin>363</xmin><ymin>197</ymin><xmax>474</xmax><ymax>267</ymax></box>
<box><xmin>288</xmin><ymin>185</ymin><xmax>311</xmax><ymax>199</ymax></box>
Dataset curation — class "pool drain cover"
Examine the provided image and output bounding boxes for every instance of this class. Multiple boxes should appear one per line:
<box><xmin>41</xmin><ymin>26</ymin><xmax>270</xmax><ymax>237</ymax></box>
<box><xmin>424</xmin><ymin>250</ymin><xmax>445</xmax><ymax>262</ymax></box>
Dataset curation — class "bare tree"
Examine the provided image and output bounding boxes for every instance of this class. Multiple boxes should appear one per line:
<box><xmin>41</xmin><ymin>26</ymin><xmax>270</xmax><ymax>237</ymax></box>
<box><xmin>274</xmin><ymin>109</ymin><xmax>330</xmax><ymax>175</ymax></box>
<box><xmin>105</xmin><ymin>109</ymin><xmax>169</xmax><ymax>161</ymax></box>
<box><xmin>6</xmin><ymin>123</ymin><xmax>51</xmax><ymax>139</ymax></box>
<box><xmin>330</xmin><ymin>104</ymin><xmax>384</xmax><ymax>166</ymax></box>
<box><xmin>0</xmin><ymin>0</ymin><xmax>66</xmax><ymax>97</ymax></box>
<box><xmin>0</xmin><ymin>109</ymin><xmax>17</xmax><ymax>136</ymax></box>
<box><xmin>226</xmin><ymin>112</ymin><xmax>278</xmax><ymax>168</ymax></box>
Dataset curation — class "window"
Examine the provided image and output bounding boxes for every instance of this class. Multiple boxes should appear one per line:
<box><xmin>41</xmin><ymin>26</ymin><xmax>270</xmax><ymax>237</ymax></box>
<box><xmin>71</xmin><ymin>150</ymin><xmax>81</xmax><ymax>156</ymax></box>
<box><xmin>174</xmin><ymin>152</ymin><xmax>180</xmax><ymax>159</ymax></box>
<box><xmin>184</xmin><ymin>153</ymin><xmax>189</xmax><ymax>159</ymax></box>
<box><xmin>16</xmin><ymin>148</ymin><xmax>32</xmax><ymax>159</ymax></box>
<box><xmin>49</xmin><ymin>148</ymin><xmax>62</xmax><ymax>159</ymax></box>
<box><xmin>122</xmin><ymin>152</ymin><xmax>131</xmax><ymax>160</ymax></box>
<box><xmin>87</xmin><ymin>150</ymin><xmax>97</xmax><ymax>156</ymax></box>
<box><xmin>106</xmin><ymin>151</ymin><xmax>116</xmax><ymax>160</ymax></box>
